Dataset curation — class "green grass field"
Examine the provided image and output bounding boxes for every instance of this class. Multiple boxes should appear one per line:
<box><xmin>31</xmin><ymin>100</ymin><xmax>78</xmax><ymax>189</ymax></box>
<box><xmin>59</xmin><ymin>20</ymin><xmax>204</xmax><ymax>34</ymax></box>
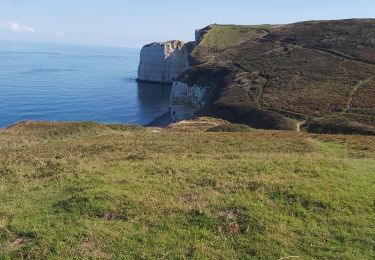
<box><xmin>0</xmin><ymin>120</ymin><xmax>374</xmax><ymax>259</ymax></box>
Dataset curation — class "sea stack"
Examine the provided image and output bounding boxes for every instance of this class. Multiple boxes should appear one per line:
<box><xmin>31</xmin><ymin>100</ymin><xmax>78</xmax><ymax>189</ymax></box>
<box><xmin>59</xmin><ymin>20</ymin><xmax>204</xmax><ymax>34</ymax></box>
<box><xmin>137</xmin><ymin>40</ymin><xmax>193</xmax><ymax>84</ymax></box>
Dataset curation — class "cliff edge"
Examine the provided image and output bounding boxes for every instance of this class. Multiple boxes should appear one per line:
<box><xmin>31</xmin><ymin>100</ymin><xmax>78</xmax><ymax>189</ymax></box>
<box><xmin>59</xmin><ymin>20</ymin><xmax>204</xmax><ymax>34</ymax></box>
<box><xmin>137</xmin><ymin>40</ymin><xmax>194</xmax><ymax>84</ymax></box>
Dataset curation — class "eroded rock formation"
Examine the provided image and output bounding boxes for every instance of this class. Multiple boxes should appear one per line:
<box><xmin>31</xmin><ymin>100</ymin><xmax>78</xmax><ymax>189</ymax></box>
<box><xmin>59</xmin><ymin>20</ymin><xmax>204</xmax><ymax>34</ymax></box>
<box><xmin>170</xmin><ymin>81</ymin><xmax>208</xmax><ymax>122</ymax></box>
<box><xmin>137</xmin><ymin>40</ymin><xmax>193</xmax><ymax>84</ymax></box>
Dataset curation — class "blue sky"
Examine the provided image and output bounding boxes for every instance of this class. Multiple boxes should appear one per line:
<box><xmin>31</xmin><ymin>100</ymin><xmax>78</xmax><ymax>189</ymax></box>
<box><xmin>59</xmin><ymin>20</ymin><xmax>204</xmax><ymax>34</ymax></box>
<box><xmin>0</xmin><ymin>0</ymin><xmax>374</xmax><ymax>47</ymax></box>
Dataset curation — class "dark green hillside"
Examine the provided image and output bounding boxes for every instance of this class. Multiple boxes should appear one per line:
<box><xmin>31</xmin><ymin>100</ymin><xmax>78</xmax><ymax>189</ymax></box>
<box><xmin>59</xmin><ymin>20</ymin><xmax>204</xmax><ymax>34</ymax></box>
<box><xmin>182</xmin><ymin>19</ymin><xmax>375</xmax><ymax>134</ymax></box>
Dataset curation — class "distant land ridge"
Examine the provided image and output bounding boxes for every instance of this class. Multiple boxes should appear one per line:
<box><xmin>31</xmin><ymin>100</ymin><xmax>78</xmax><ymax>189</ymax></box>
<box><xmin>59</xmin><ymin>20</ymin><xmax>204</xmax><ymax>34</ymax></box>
<box><xmin>138</xmin><ymin>19</ymin><xmax>375</xmax><ymax>135</ymax></box>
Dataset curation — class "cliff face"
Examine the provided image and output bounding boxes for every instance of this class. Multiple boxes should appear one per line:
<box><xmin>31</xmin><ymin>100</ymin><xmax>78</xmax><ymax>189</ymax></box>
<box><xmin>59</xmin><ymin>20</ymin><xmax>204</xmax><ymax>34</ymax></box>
<box><xmin>137</xmin><ymin>40</ymin><xmax>193</xmax><ymax>84</ymax></box>
<box><xmin>170</xmin><ymin>82</ymin><xmax>208</xmax><ymax>122</ymax></box>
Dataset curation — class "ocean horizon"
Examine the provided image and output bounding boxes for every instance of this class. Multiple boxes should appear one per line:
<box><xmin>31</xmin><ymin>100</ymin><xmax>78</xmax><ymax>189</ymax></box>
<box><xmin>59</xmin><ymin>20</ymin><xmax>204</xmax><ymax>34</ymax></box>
<box><xmin>0</xmin><ymin>40</ymin><xmax>172</xmax><ymax>128</ymax></box>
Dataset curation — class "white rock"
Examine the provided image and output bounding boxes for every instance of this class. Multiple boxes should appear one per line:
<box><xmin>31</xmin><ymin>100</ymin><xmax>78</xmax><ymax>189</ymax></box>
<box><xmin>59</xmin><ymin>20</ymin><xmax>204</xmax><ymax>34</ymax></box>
<box><xmin>170</xmin><ymin>81</ymin><xmax>209</xmax><ymax>122</ymax></box>
<box><xmin>138</xmin><ymin>40</ymin><xmax>191</xmax><ymax>83</ymax></box>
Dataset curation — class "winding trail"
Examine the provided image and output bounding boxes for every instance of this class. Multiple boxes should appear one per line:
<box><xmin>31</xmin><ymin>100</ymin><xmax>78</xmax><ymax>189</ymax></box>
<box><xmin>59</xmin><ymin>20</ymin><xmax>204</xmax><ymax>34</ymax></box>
<box><xmin>264</xmin><ymin>36</ymin><xmax>375</xmax><ymax>66</ymax></box>
<box><xmin>344</xmin><ymin>77</ymin><xmax>374</xmax><ymax>113</ymax></box>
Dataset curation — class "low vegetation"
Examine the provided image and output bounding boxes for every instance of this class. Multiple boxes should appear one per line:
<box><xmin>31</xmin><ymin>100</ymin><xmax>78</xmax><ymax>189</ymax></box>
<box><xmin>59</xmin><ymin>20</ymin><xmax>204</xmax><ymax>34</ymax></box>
<box><xmin>302</xmin><ymin>116</ymin><xmax>375</xmax><ymax>135</ymax></box>
<box><xmin>206</xmin><ymin>123</ymin><xmax>252</xmax><ymax>132</ymax></box>
<box><xmin>0</xmin><ymin>120</ymin><xmax>374</xmax><ymax>259</ymax></box>
<box><xmin>182</xmin><ymin>19</ymin><xmax>375</xmax><ymax>134</ymax></box>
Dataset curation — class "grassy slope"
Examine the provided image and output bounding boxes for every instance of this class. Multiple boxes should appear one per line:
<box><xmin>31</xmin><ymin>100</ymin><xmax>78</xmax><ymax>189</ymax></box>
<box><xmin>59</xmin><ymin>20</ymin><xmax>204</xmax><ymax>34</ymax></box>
<box><xmin>184</xmin><ymin>20</ymin><xmax>375</xmax><ymax>133</ymax></box>
<box><xmin>191</xmin><ymin>25</ymin><xmax>269</xmax><ymax>64</ymax></box>
<box><xmin>0</xmin><ymin>121</ymin><xmax>374</xmax><ymax>259</ymax></box>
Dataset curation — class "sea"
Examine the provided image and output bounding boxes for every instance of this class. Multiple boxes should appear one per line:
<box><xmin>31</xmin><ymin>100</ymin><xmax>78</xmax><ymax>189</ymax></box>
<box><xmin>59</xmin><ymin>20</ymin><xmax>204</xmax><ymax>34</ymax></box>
<box><xmin>0</xmin><ymin>41</ymin><xmax>172</xmax><ymax>128</ymax></box>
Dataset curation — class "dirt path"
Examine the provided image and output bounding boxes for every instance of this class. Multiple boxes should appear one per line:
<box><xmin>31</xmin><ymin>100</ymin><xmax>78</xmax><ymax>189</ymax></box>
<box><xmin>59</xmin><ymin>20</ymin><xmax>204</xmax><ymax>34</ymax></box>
<box><xmin>296</xmin><ymin>121</ymin><xmax>306</xmax><ymax>132</ymax></box>
<box><xmin>344</xmin><ymin>77</ymin><xmax>373</xmax><ymax>113</ymax></box>
<box><xmin>264</xmin><ymin>36</ymin><xmax>375</xmax><ymax>66</ymax></box>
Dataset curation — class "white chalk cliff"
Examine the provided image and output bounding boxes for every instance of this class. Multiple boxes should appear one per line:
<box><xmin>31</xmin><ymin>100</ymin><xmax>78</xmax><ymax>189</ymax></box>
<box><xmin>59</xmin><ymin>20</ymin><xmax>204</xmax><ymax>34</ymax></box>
<box><xmin>170</xmin><ymin>82</ymin><xmax>208</xmax><ymax>122</ymax></box>
<box><xmin>137</xmin><ymin>40</ymin><xmax>191</xmax><ymax>83</ymax></box>
<box><xmin>138</xmin><ymin>33</ymin><xmax>210</xmax><ymax>123</ymax></box>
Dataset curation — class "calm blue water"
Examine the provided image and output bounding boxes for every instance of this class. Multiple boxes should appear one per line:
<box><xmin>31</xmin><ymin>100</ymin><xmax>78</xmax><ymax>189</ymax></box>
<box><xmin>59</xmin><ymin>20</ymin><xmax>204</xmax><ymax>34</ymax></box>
<box><xmin>0</xmin><ymin>41</ymin><xmax>172</xmax><ymax>128</ymax></box>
